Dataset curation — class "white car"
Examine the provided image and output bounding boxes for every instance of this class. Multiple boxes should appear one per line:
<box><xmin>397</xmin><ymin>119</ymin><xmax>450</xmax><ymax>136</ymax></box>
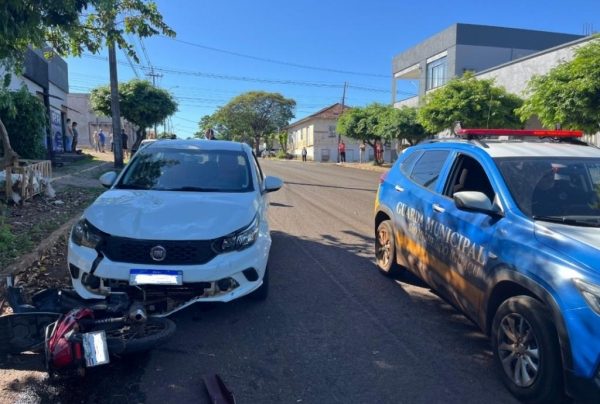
<box><xmin>68</xmin><ymin>139</ymin><xmax>283</xmax><ymax>316</ymax></box>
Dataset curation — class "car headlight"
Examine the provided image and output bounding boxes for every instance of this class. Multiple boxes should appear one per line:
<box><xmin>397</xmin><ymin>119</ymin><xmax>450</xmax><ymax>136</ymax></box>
<box><xmin>71</xmin><ymin>218</ymin><xmax>105</xmax><ymax>249</ymax></box>
<box><xmin>215</xmin><ymin>215</ymin><xmax>259</xmax><ymax>253</ymax></box>
<box><xmin>573</xmin><ymin>278</ymin><xmax>600</xmax><ymax>315</ymax></box>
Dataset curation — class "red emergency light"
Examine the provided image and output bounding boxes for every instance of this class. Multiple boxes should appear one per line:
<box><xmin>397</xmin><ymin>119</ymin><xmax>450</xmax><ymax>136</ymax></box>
<box><xmin>456</xmin><ymin>128</ymin><xmax>583</xmax><ymax>138</ymax></box>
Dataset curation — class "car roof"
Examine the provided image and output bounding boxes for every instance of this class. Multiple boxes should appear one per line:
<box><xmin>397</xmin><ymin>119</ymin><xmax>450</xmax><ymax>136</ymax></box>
<box><xmin>143</xmin><ymin>139</ymin><xmax>250</xmax><ymax>153</ymax></box>
<box><xmin>416</xmin><ymin>139</ymin><xmax>600</xmax><ymax>159</ymax></box>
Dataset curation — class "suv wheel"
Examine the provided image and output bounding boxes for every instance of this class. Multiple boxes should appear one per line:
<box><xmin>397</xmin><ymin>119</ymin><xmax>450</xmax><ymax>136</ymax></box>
<box><xmin>375</xmin><ymin>220</ymin><xmax>400</xmax><ymax>276</ymax></box>
<box><xmin>491</xmin><ymin>296</ymin><xmax>563</xmax><ymax>403</ymax></box>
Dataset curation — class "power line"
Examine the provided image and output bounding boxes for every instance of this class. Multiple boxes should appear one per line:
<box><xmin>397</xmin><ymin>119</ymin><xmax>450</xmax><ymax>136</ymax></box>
<box><xmin>122</xmin><ymin>48</ymin><xmax>140</xmax><ymax>78</ymax></box>
<box><xmin>164</xmin><ymin>36</ymin><xmax>389</xmax><ymax>79</ymax></box>
<box><xmin>80</xmin><ymin>54</ymin><xmax>415</xmax><ymax>95</ymax></box>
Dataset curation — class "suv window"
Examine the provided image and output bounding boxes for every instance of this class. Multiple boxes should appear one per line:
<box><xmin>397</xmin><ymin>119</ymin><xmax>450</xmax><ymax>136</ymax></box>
<box><xmin>444</xmin><ymin>154</ymin><xmax>496</xmax><ymax>202</ymax></box>
<box><xmin>410</xmin><ymin>150</ymin><xmax>449</xmax><ymax>190</ymax></box>
<box><xmin>400</xmin><ymin>150</ymin><xmax>422</xmax><ymax>175</ymax></box>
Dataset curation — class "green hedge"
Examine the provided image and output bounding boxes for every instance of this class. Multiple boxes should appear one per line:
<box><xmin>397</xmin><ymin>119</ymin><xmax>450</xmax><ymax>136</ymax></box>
<box><xmin>0</xmin><ymin>87</ymin><xmax>47</xmax><ymax>159</ymax></box>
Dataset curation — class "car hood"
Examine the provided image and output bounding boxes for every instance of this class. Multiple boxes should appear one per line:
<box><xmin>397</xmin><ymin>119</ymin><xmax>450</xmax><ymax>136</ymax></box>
<box><xmin>85</xmin><ymin>190</ymin><xmax>259</xmax><ymax>240</ymax></box>
<box><xmin>534</xmin><ymin>222</ymin><xmax>600</xmax><ymax>276</ymax></box>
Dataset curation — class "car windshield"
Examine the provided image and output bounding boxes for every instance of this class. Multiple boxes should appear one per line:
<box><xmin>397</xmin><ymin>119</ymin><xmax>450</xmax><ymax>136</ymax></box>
<box><xmin>116</xmin><ymin>147</ymin><xmax>253</xmax><ymax>192</ymax></box>
<box><xmin>496</xmin><ymin>157</ymin><xmax>600</xmax><ymax>225</ymax></box>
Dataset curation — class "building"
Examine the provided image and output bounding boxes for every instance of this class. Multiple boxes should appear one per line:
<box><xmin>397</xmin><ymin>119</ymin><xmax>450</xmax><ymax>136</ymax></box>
<box><xmin>392</xmin><ymin>23</ymin><xmax>582</xmax><ymax>107</ymax></box>
<box><xmin>68</xmin><ymin>93</ymin><xmax>137</xmax><ymax>149</ymax></box>
<box><xmin>287</xmin><ymin>103</ymin><xmax>363</xmax><ymax>162</ymax></box>
<box><xmin>1</xmin><ymin>48</ymin><xmax>70</xmax><ymax>153</ymax></box>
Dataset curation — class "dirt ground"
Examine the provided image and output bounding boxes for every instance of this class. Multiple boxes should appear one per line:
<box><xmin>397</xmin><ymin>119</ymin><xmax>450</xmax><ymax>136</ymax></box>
<box><xmin>0</xmin><ymin>151</ymin><xmax>113</xmax><ymax>403</ymax></box>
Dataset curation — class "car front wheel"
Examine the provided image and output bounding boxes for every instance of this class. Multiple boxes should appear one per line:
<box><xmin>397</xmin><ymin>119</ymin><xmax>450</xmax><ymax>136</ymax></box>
<box><xmin>491</xmin><ymin>296</ymin><xmax>563</xmax><ymax>403</ymax></box>
<box><xmin>375</xmin><ymin>220</ymin><xmax>400</xmax><ymax>276</ymax></box>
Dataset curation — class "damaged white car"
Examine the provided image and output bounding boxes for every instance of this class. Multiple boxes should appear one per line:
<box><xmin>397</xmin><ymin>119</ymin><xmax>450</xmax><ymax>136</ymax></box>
<box><xmin>68</xmin><ymin>139</ymin><xmax>282</xmax><ymax>316</ymax></box>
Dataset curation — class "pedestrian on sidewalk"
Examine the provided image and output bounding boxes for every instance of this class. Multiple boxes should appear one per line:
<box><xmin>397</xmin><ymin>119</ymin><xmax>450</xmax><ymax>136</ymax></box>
<box><xmin>71</xmin><ymin>122</ymin><xmax>79</xmax><ymax>152</ymax></box>
<box><xmin>65</xmin><ymin>119</ymin><xmax>74</xmax><ymax>153</ymax></box>
<box><xmin>98</xmin><ymin>129</ymin><xmax>106</xmax><ymax>152</ymax></box>
<box><xmin>109</xmin><ymin>132</ymin><xmax>114</xmax><ymax>152</ymax></box>
<box><xmin>301</xmin><ymin>147</ymin><xmax>307</xmax><ymax>162</ymax></box>
<box><xmin>359</xmin><ymin>142</ymin><xmax>365</xmax><ymax>163</ymax></box>
<box><xmin>205</xmin><ymin>128</ymin><xmax>215</xmax><ymax>140</ymax></box>
<box><xmin>338</xmin><ymin>141</ymin><xmax>346</xmax><ymax>163</ymax></box>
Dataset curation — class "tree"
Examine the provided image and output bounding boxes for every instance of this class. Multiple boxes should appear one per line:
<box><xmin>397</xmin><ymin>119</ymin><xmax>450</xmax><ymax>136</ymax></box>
<box><xmin>417</xmin><ymin>73</ymin><xmax>523</xmax><ymax>134</ymax></box>
<box><xmin>376</xmin><ymin>106</ymin><xmax>428</xmax><ymax>146</ymax></box>
<box><xmin>211</xmin><ymin>91</ymin><xmax>296</xmax><ymax>154</ymax></box>
<box><xmin>90</xmin><ymin>79</ymin><xmax>177</xmax><ymax>148</ymax></box>
<box><xmin>337</xmin><ymin>103</ymin><xmax>388</xmax><ymax>162</ymax></box>
<box><xmin>0</xmin><ymin>0</ymin><xmax>174</xmax><ymax>168</ymax></box>
<box><xmin>517</xmin><ymin>38</ymin><xmax>600</xmax><ymax>133</ymax></box>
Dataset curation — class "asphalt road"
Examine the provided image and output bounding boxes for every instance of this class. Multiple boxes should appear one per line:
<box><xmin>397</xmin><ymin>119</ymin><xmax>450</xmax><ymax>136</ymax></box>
<box><xmin>27</xmin><ymin>160</ymin><xmax>517</xmax><ymax>403</ymax></box>
<box><xmin>136</xmin><ymin>160</ymin><xmax>516</xmax><ymax>404</ymax></box>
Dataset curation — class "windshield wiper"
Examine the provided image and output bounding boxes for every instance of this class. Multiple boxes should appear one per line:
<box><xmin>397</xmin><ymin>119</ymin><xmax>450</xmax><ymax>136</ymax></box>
<box><xmin>116</xmin><ymin>184</ymin><xmax>149</xmax><ymax>190</ymax></box>
<box><xmin>532</xmin><ymin>215</ymin><xmax>600</xmax><ymax>227</ymax></box>
<box><xmin>164</xmin><ymin>186</ymin><xmax>220</xmax><ymax>192</ymax></box>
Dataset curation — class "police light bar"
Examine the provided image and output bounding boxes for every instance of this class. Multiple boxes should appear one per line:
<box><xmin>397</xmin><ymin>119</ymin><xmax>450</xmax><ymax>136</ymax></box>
<box><xmin>456</xmin><ymin>129</ymin><xmax>583</xmax><ymax>138</ymax></box>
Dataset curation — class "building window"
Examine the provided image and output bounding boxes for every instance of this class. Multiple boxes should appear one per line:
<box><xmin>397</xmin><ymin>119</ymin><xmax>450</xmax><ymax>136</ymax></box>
<box><xmin>426</xmin><ymin>56</ymin><xmax>447</xmax><ymax>90</ymax></box>
<box><xmin>328</xmin><ymin>125</ymin><xmax>337</xmax><ymax>138</ymax></box>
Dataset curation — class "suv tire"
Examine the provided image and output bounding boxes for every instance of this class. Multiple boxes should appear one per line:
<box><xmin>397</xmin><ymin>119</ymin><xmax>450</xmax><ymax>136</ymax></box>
<box><xmin>375</xmin><ymin>220</ymin><xmax>401</xmax><ymax>276</ymax></box>
<box><xmin>491</xmin><ymin>296</ymin><xmax>563</xmax><ymax>403</ymax></box>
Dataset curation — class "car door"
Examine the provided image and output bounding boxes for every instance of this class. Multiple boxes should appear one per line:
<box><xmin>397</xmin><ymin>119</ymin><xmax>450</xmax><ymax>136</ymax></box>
<box><xmin>428</xmin><ymin>152</ymin><xmax>502</xmax><ymax>320</ymax></box>
<box><xmin>393</xmin><ymin>149</ymin><xmax>451</xmax><ymax>283</ymax></box>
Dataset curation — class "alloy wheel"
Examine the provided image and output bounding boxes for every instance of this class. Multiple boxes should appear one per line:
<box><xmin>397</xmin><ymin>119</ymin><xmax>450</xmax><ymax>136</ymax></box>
<box><xmin>497</xmin><ymin>313</ymin><xmax>540</xmax><ymax>388</ymax></box>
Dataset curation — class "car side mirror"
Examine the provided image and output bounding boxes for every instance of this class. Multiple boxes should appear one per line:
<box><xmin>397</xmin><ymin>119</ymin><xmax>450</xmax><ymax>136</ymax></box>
<box><xmin>99</xmin><ymin>171</ymin><xmax>118</xmax><ymax>188</ymax></box>
<box><xmin>264</xmin><ymin>176</ymin><xmax>283</xmax><ymax>193</ymax></box>
<box><xmin>454</xmin><ymin>191</ymin><xmax>502</xmax><ymax>216</ymax></box>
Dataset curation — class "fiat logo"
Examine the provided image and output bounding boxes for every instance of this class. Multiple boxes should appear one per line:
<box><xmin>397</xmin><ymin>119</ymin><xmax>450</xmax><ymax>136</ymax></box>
<box><xmin>150</xmin><ymin>245</ymin><xmax>167</xmax><ymax>262</ymax></box>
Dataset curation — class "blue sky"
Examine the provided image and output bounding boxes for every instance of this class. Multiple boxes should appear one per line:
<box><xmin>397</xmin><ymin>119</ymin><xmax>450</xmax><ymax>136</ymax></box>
<box><xmin>66</xmin><ymin>0</ymin><xmax>599</xmax><ymax>138</ymax></box>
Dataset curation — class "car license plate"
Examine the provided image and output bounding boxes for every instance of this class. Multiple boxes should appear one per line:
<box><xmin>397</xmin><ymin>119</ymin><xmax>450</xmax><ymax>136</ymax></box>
<box><xmin>82</xmin><ymin>331</ymin><xmax>110</xmax><ymax>367</ymax></box>
<box><xmin>129</xmin><ymin>269</ymin><xmax>183</xmax><ymax>286</ymax></box>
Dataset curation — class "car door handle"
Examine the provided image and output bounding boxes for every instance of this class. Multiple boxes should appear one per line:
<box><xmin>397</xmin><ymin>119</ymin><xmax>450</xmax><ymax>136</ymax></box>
<box><xmin>432</xmin><ymin>204</ymin><xmax>445</xmax><ymax>213</ymax></box>
<box><xmin>395</xmin><ymin>185</ymin><xmax>404</xmax><ymax>192</ymax></box>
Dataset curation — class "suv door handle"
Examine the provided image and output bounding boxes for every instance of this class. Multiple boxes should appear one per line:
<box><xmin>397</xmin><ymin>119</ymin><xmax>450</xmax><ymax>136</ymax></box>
<box><xmin>395</xmin><ymin>185</ymin><xmax>404</xmax><ymax>192</ymax></box>
<box><xmin>432</xmin><ymin>204</ymin><xmax>445</xmax><ymax>213</ymax></box>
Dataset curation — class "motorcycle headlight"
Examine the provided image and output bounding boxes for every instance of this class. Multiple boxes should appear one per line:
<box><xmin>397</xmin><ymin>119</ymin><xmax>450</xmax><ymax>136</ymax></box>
<box><xmin>215</xmin><ymin>215</ymin><xmax>259</xmax><ymax>253</ymax></box>
<box><xmin>71</xmin><ymin>219</ymin><xmax>105</xmax><ymax>249</ymax></box>
<box><xmin>573</xmin><ymin>278</ymin><xmax>600</xmax><ymax>315</ymax></box>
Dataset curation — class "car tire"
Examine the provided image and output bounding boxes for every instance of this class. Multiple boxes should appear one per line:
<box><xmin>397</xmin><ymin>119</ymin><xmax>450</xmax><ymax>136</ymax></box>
<box><xmin>248</xmin><ymin>266</ymin><xmax>269</xmax><ymax>301</ymax></box>
<box><xmin>491</xmin><ymin>296</ymin><xmax>563</xmax><ymax>403</ymax></box>
<box><xmin>375</xmin><ymin>220</ymin><xmax>401</xmax><ymax>276</ymax></box>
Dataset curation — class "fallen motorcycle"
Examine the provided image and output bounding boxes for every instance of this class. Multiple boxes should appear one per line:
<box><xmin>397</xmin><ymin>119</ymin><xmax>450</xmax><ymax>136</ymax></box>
<box><xmin>1</xmin><ymin>281</ymin><xmax>176</xmax><ymax>376</ymax></box>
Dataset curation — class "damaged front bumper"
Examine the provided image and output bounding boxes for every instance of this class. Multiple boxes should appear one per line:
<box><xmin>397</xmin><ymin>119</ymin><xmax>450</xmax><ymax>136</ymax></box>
<box><xmin>67</xmin><ymin>234</ymin><xmax>270</xmax><ymax>316</ymax></box>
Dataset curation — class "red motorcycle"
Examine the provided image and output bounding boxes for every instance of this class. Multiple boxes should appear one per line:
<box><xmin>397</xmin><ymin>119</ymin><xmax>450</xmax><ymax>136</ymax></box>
<box><xmin>1</xmin><ymin>284</ymin><xmax>176</xmax><ymax>376</ymax></box>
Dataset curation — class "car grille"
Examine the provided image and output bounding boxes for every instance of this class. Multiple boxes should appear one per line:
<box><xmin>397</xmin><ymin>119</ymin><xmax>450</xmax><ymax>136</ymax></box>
<box><xmin>101</xmin><ymin>236</ymin><xmax>217</xmax><ymax>265</ymax></box>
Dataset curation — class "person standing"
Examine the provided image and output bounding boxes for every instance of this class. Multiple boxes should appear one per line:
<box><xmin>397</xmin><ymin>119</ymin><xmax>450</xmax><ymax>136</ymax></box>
<box><xmin>65</xmin><ymin>119</ymin><xmax>74</xmax><ymax>153</ymax></box>
<box><xmin>359</xmin><ymin>142</ymin><xmax>365</xmax><ymax>163</ymax></box>
<box><xmin>375</xmin><ymin>140</ymin><xmax>383</xmax><ymax>164</ymax></box>
<box><xmin>71</xmin><ymin>121</ymin><xmax>79</xmax><ymax>153</ymax></box>
<box><xmin>121</xmin><ymin>129</ymin><xmax>129</xmax><ymax>159</ymax></box>
<box><xmin>301</xmin><ymin>146</ymin><xmax>307</xmax><ymax>162</ymax></box>
<box><xmin>205</xmin><ymin>128</ymin><xmax>215</xmax><ymax>140</ymax></box>
<box><xmin>338</xmin><ymin>141</ymin><xmax>346</xmax><ymax>163</ymax></box>
<box><xmin>109</xmin><ymin>132</ymin><xmax>114</xmax><ymax>152</ymax></box>
<box><xmin>98</xmin><ymin>129</ymin><xmax>106</xmax><ymax>153</ymax></box>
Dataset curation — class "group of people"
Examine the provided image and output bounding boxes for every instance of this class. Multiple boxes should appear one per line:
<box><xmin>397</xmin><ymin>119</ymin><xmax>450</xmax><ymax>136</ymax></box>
<box><xmin>92</xmin><ymin>128</ymin><xmax>129</xmax><ymax>157</ymax></box>
<box><xmin>65</xmin><ymin>119</ymin><xmax>79</xmax><ymax>153</ymax></box>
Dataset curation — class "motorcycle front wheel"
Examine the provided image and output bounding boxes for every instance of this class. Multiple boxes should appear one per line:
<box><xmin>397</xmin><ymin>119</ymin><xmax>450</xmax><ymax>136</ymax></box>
<box><xmin>104</xmin><ymin>317</ymin><xmax>176</xmax><ymax>355</ymax></box>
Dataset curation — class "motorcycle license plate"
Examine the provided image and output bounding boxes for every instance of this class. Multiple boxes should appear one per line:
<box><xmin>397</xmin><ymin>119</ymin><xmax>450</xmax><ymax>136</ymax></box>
<box><xmin>129</xmin><ymin>269</ymin><xmax>183</xmax><ymax>285</ymax></box>
<box><xmin>82</xmin><ymin>331</ymin><xmax>110</xmax><ymax>367</ymax></box>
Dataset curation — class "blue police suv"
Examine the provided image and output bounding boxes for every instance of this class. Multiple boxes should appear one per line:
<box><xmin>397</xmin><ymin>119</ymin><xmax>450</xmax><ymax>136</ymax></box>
<box><xmin>374</xmin><ymin>129</ymin><xmax>600</xmax><ymax>403</ymax></box>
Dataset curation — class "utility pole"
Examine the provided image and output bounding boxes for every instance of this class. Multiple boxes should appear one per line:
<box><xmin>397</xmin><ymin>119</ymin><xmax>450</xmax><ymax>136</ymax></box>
<box><xmin>147</xmin><ymin>68</ymin><xmax>162</xmax><ymax>137</ymax></box>
<box><xmin>108</xmin><ymin>37</ymin><xmax>123</xmax><ymax>168</ymax></box>
<box><xmin>337</xmin><ymin>81</ymin><xmax>347</xmax><ymax>163</ymax></box>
